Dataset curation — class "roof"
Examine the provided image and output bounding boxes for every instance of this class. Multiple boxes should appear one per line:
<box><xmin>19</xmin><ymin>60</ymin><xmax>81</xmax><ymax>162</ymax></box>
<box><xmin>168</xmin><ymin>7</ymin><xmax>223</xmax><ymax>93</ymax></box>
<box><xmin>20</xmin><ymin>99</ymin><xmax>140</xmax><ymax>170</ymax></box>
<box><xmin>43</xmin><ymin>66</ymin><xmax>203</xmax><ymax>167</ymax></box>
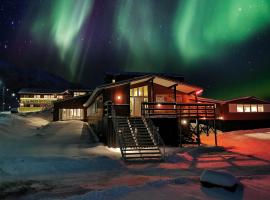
<box><xmin>83</xmin><ymin>75</ymin><xmax>203</xmax><ymax>107</ymax></box>
<box><xmin>104</xmin><ymin>72</ymin><xmax>184</xmax><ymax>83</ymax></box>
<box><xmin>197</xmin><ymin>97</ymin><xmax>225</xmax><ymax>104</ymax></box>
<box><xmin>18</xmin><ymin>88</ymin><xmax>92</xmax><ymax>95</ymax></box>
<box><xmin>223</xmin><ymin>96</ymin><xmax>270</xmax><ymax>104</ymax></box>
<box><xmin>54</xmin><ymin>93</ymin><xmax>91</xmax><ymax>105</ymax></box>
<box><xmin>18</xmin><ymin>88</ymin><xmax>65</xmax><ymax>94</ymax></box>
<box><xmin>61</xmin><ymin>89</ymin><xmax>92</xmax><ymax>94</ymax></box>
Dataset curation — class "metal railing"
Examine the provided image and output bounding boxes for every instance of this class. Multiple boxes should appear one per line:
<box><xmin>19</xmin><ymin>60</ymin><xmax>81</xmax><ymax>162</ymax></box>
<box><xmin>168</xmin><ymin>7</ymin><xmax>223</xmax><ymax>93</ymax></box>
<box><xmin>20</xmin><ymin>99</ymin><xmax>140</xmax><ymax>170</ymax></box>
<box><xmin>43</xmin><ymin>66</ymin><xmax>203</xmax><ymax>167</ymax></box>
<box><xmin>142</xmin><ymin>102</ymin><xmax>216</xmax><ymax>119</ymax></box>
<box><xmin>142</xmin><ymin>116</ymin><xmax>166</xmax><ymax>161</ymax></box>
<box><xmin>110</xmin><ymin>103</ymin><xmax>126</xmax><ymax>159</ymax></box>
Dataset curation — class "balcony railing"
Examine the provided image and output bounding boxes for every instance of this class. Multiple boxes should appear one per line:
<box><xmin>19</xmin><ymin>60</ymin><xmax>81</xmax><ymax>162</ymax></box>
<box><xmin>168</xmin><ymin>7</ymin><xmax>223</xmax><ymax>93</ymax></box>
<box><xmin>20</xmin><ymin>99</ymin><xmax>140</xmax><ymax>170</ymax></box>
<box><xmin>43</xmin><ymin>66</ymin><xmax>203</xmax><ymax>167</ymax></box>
<box><xmin>141</xmin><ymin>102</ymin><xmax>216</xmax><ymax>120</ymax></box>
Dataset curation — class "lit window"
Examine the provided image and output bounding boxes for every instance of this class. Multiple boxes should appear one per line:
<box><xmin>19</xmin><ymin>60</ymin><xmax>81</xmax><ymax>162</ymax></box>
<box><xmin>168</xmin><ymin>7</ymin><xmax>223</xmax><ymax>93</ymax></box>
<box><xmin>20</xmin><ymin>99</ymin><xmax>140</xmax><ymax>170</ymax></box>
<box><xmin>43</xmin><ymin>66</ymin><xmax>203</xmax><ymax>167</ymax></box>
<box><xmin>143</xmin><ymin>86</ymin><xmax>148</xmax><ymax>96</ymax></box>
<box><xmin>130</xmin><ymin>89</ymin><xmax>133</xmax><ymax>97</ymax></box>
<box><xmin>258</xmin><ymin>104</ymin><xmax>264</xmax><ymax>112</ymax></box>
<box><xmin>237</xmin><ymin>104</ymin><xmax>243</xmax><ymax>112</ymax></box>
<box><xmin>139</xmin><ymin>87</ymin><xmax>143</xmax><ymax>96</ymax></box>
<box><xmin>244</xmin><ymin>104</ymin><xmax>251</xmax><ymax>112</ymax></box>
<box><xmin>134</xmin><ymin>88</ymin><xmax>138</xmax><ymax>96</ymax></box>
<box><xmin>251</xmin><ymin>105</ymin><xmax>257</xmax><ymax>112</ymax></box>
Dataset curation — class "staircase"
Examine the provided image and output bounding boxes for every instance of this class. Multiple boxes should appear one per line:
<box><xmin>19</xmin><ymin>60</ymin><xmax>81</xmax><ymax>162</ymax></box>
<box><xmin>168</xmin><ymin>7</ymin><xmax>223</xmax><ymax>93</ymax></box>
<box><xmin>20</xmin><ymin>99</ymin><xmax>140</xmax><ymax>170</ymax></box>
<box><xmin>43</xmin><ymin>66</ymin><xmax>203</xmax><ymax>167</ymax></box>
<box><xmin>114</xmin><ymin>117</ymin><xmax>164</xmax><ymax>162</ymax></box>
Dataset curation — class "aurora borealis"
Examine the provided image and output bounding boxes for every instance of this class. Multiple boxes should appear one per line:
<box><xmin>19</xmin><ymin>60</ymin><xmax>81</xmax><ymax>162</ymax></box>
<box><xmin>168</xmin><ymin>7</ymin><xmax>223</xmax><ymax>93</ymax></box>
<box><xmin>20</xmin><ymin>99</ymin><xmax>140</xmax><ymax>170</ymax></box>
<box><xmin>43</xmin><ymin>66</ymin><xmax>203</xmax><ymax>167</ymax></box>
<box><xmin>0</xmin><ymin>0</ymin><xmax>270</xmax><ymax>100</ymax></box>
<box><xmin>174</xmin><ymin>0</ymin><xmax>270</xmax><ymax>62</ymax></box>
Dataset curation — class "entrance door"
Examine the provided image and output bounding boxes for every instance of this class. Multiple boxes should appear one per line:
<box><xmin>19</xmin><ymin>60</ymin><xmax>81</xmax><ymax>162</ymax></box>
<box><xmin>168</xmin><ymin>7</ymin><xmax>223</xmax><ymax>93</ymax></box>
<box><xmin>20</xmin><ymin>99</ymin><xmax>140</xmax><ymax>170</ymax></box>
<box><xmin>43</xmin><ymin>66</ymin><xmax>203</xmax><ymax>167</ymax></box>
<box><xmin>134</xmin><ymin>97</ymin><xmax>143</xmax><ymax>116</ymax></box>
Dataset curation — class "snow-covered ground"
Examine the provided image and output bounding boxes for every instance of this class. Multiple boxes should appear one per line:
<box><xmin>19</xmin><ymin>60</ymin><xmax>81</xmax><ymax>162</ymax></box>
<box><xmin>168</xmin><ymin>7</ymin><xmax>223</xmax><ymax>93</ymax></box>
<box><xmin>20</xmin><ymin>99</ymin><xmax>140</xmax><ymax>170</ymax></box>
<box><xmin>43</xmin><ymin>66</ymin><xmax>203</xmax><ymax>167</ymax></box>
<box><xmin>0</xmin><ymin>112</ymin><xmax>270</xmax><ymax>199</ymax></box>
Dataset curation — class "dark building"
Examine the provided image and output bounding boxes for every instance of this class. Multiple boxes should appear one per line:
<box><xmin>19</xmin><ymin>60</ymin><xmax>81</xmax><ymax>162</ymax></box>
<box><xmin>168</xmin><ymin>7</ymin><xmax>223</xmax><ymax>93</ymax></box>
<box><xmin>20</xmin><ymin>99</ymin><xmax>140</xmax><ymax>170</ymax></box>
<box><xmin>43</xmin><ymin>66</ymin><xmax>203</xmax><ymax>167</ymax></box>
<box><xmin>53</xmin><ymin>93</ymin><xmax>91</xmax><ymax>121</ymax></box>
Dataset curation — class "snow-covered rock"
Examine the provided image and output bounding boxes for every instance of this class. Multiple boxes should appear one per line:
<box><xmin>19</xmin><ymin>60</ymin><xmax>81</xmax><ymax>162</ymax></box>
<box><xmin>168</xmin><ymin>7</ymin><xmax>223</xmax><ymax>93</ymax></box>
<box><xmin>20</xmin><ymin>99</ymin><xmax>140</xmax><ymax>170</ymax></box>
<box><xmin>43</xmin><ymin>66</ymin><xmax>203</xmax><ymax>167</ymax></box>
<box><xmin>200</xmin><ymin>169</ymin><xmax>238</xmax><ymax>189</ymax></box>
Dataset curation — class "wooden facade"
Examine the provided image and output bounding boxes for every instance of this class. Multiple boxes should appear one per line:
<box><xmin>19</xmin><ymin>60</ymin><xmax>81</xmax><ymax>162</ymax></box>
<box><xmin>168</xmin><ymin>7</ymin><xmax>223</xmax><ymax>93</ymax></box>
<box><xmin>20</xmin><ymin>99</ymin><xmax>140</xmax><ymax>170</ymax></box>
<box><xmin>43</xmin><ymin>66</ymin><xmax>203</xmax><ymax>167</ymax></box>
<box><xmin>83</xmin><ymin>74</ymin><xmax>211</xmax><ymax>146</ymax></box>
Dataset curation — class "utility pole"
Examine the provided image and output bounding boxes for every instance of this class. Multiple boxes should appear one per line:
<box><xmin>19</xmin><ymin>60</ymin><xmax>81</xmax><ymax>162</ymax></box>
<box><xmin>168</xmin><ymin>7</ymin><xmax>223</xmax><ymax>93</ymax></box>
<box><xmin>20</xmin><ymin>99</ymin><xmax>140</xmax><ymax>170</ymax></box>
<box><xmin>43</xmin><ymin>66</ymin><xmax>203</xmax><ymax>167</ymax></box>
<box><xmin>2</xmin><ymin>85</ymin><xmax>5</xmax><ymax>112</ymax></box>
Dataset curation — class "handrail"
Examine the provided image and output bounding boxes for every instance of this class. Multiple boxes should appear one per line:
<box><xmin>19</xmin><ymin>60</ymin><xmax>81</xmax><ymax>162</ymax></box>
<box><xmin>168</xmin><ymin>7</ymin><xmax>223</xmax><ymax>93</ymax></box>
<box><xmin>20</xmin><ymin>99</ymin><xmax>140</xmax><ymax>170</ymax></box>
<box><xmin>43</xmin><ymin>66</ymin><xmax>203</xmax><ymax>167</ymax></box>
<box><xmin>110</xmin><ymin>103</ymin><xmax>126</xmax><ymax>159</ymax></box>
<box><xmin>142</xmin><ymin>116</ymin><xmax>166</xmax><ymax>161</ymax></box>
<box><xmin>141</xmin><ymin>102</ymin><xmax>216</xmax><ymax>119</ymax></box>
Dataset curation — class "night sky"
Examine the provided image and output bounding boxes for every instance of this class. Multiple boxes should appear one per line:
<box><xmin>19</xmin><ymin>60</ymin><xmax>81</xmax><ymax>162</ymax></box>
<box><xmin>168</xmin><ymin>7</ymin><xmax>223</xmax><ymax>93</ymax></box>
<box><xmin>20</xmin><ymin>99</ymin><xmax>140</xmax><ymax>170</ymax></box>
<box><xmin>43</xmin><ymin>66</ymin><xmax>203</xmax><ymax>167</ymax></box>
<box><xmin>0</xmin><ymin>0</ymin><xmax>270</xmax><ymax>100</ymax></box>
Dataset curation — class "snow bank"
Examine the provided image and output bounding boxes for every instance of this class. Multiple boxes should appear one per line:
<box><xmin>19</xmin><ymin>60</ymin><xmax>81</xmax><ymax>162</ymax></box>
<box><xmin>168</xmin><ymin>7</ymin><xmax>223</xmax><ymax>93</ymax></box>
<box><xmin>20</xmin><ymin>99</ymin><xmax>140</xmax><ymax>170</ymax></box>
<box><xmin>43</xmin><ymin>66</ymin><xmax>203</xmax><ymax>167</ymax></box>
<box><xmin>200</xmin><ymin>169</ymin><xmax>238</xmax><ymax>188</ymax></box>
<box><xmin>245</xmin><ymin>132</ymin><xmax>270</xmax><ymax>140</ymax></box>
<box><xmin>0</xmin><ymin>156</ymin><xmax>124</xmax><ymax>177</ymax></box>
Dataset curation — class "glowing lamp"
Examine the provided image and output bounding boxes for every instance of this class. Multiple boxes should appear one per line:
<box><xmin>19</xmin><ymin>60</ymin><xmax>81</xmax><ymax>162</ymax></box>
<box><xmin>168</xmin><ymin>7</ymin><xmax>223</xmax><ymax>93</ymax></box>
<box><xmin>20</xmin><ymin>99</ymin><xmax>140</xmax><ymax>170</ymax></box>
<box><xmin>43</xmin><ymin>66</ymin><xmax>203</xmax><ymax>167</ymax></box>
<box><xmin>218</xmin><ymin>116</ymin><xmax>224</xmax><ymax>120</ymax></box>
<box><xmin>196</xmin><ymin>89</ymin><xmax>203</xmax><ymax>96</ymax></box>
<box><xmin>181</xmin><ymin>119</ymin><xmax>187</xmax><ymax>125</ymax></box>
<box><xmin>117</xmin><ymin>95</ymin><xmax>121</xmax><ymax>100</ymax></box>
<box><xmin>157</xmin><ymin>103</ymin><xmax>162</xmax><ymax>107</ymax></box>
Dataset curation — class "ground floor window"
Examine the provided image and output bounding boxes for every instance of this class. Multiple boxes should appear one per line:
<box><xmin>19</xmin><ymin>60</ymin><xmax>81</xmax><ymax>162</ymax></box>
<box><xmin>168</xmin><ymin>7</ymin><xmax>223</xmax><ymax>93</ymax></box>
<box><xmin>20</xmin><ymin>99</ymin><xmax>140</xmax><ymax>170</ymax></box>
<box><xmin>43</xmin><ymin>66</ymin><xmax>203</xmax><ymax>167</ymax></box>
<box><xmin>236</xmin><ymin>104</ymin><xmax>264</xmax><ymax>113</ymax></box>
<box><xmin>60</xmin><ymin>109</ymin><xmax>84</xmax><ymax>120</ymax></box>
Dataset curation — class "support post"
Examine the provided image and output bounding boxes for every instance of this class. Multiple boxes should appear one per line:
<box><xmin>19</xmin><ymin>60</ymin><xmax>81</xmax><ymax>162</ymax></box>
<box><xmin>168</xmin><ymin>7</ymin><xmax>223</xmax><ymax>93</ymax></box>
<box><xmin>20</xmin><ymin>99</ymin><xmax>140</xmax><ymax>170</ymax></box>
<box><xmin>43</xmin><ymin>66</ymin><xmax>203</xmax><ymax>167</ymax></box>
<box><xmin>173</xmin><ymin>85</ymin><xmax>177</xmax><ymax>102</ymax></box>
<box><xmin>214</xmin><ymin>105</ymin><xmax>217</xmax><ymax>146</ymax></box>
<box><xmin>179</xmin><ymin>116</ymin><xmax>182</xmax><ymax>148</ymax></box>
<box><xmin>196</xmin><ymin>118</ymin><xmax>201</xmax><ymax>146</ymax></box>
<box><xmin>2</xmin><ymin>85</ymin><xmax>5</xmax><ymax>112</ymax></box>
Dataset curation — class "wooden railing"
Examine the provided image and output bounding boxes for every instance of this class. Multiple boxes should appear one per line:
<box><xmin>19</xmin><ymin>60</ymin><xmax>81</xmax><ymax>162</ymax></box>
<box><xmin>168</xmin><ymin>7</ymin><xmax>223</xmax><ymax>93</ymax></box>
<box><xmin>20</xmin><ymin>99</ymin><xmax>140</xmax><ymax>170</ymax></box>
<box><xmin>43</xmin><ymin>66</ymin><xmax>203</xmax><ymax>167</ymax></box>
<box><xmin>141</xmin><ymin>102</ymin><xmax>216</xmax><ymax>119</ymax></box>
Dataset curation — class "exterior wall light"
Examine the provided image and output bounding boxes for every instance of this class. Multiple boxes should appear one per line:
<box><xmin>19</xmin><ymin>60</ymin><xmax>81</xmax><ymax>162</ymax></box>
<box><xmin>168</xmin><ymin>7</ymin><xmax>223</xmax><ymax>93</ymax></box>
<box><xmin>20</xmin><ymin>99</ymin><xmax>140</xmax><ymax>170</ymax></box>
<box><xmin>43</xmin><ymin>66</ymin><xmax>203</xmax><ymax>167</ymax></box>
<box><xmin>157</xmin><ymin>103</ymin><xmax>162</xmax><ymax>107</ymax></box>
<box><xmin>181</xmin><ymin>119</ymin><xmax>187</xmax><ymax>125</ymax></box>
<box><xmin>117</xmin><ymin>95</ymin><xmax>121</xmax><ymax>100</ymax></box>
<box><xmin>218</xmin><ymin>116</ymin><xmax>224</xmax><ymax>120</ymax></box>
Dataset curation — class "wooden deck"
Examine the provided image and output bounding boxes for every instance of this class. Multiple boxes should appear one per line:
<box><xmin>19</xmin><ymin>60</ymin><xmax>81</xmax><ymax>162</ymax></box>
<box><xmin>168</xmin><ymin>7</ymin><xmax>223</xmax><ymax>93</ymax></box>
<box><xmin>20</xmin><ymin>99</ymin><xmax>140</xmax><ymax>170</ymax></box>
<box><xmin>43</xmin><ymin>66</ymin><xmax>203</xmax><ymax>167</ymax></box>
<box><xmin>141</xmin><ymin>102</ymin><xmax>216</xmax><ymax>120</ymax></box>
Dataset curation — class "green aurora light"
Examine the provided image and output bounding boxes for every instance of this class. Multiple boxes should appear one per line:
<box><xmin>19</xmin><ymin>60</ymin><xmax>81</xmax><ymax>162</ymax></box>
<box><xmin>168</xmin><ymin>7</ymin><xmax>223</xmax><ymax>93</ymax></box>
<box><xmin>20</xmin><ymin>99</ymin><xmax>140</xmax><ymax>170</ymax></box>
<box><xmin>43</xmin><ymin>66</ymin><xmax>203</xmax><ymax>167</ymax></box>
<box><xmin>174</xmin><ymin>0</ymin><xmax>270</xmax><ymax>63</ymax></box>
<box><xmin>32</xmin><ymin>0</ymin><xmax>94</xmax><ymax>79</ymax></box>
<box><xmin>115</xmin><ymin>0</ymin><xmax>164</xmax><ymax>72</ymax></box>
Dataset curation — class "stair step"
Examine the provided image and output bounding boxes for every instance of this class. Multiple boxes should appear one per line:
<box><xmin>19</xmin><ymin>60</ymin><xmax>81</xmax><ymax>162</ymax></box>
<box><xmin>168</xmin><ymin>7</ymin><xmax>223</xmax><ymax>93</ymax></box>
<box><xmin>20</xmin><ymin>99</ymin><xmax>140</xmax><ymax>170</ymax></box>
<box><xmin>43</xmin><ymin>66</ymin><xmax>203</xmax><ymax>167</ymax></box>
<box><xmin>124</xmin><ymin>156</ymin><xmax>162</xmax><ymax>160</ymax></box>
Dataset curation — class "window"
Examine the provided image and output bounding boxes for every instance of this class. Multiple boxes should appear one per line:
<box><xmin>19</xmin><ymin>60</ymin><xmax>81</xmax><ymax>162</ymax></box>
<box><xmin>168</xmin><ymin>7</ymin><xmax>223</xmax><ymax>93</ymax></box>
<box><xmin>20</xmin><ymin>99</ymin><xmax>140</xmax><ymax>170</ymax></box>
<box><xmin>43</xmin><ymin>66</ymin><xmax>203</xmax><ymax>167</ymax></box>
<box><xmin>143</xmin><ymin>86</ymin><xmax>148</xmax><ymax>96</ymax></box>
<box><xmin>134</xmin><ymin>88</ymin><xmax>138</xmax><ymax>96</ymax></box>
<box><xmin>237</xmin><ymin>104</ymin><xmax>243</xmax><ymax>112</ymax></box>
<box><xmin>251</xmin><ymin>105</ymin><xmax>257</xmax><ymax>112</ymax></box>
<box><xmin>74</xmin><ymin>92</ymin><xmax>86</xmax><ymax>97</ymax></box>
<box><xmin>244</xmin><ymin>104</ymin><xmax>251</xmax><ymax>112</ymax></box>
<box><xmin>236</xmin><ymin>104</ymin><xmax>265</xmax><ymax>113</ymax></box>
<box><xmin>138</xmin><ymin>87</ymin><xmax>143</xmax><ymax>96</ymax></box>
<box><xmin>258</xmin><ymin>104</ymin><xmax>264</xmax><ymax>112</ymax></box>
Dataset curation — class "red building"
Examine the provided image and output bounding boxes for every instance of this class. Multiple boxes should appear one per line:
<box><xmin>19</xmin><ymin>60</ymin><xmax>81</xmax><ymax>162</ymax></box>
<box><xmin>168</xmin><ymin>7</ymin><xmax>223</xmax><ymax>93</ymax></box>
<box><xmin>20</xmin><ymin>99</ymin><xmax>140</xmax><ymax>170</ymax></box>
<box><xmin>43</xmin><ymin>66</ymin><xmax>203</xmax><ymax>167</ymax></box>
<box><xmin>198</xmin><ymin>96</ymin><xmax>270</xmax><ymax>131</ymax></box>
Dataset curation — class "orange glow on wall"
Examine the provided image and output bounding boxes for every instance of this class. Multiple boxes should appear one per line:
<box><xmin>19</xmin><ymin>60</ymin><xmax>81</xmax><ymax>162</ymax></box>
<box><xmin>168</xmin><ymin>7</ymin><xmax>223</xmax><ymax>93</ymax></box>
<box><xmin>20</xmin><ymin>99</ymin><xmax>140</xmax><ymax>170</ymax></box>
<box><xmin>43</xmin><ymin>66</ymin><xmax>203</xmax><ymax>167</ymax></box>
<box><xmin>115</xmin><ymin>93</ymin><xmax>123</xmax><ymax>104</ymax></box>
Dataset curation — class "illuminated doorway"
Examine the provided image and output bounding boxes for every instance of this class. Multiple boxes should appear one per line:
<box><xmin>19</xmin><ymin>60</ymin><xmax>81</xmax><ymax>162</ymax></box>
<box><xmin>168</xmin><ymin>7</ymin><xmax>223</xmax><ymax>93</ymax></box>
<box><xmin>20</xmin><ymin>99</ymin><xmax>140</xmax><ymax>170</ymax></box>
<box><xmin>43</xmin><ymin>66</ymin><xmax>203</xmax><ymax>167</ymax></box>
<box><xmin>130</xmin><ymin>86</ymin><xmax>148</xmax><ymax>116</ymax></box>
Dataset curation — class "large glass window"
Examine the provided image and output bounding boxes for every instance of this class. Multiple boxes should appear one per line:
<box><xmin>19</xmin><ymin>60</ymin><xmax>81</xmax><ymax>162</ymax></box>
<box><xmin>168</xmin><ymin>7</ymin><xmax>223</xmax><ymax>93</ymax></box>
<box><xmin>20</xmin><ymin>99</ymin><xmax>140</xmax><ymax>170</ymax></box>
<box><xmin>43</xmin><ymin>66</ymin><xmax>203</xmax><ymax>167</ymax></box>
<box><xmin>258</xmin><ymin>104</ymin><xmax>264</xmax><ymax>112</ymax></box>
<box><xmin>244</xmin><ymin>104</ymin><xmax>251</xmax><ymax>112</ymax></box>
<box><xmin>237</xmin><ymin>104</ymin><xmax>243</xmax><ymax>112</ymax></box>
<box><xmin>251</xmin><ymin>104</ymin><xmax>257</xmax><ymax>112</ymax></box>
<box><xmin>236</xmin><ymin>104</ymin><xmax>264</xmax><ymax>113</ymax></box>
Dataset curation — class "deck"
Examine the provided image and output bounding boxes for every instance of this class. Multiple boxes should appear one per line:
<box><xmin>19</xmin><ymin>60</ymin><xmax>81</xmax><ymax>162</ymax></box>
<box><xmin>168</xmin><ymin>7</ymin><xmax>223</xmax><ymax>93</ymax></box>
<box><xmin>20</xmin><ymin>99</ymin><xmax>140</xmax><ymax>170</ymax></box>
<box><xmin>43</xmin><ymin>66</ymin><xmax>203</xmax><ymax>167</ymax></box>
<box><xmin>141</xmin><ymin>102</ymin><xmax>216</xmax><ymax>120</ymax></box>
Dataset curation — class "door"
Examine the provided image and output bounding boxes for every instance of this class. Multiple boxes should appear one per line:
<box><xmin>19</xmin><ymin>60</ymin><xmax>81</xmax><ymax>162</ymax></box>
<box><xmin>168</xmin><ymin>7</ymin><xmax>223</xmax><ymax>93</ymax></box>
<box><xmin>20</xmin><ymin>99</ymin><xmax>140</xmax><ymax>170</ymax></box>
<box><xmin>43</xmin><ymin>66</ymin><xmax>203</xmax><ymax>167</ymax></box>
<box><xmin>133</xmin><ymin>97</ymin><xmax>143</xmax><ymax>116</ymax></box>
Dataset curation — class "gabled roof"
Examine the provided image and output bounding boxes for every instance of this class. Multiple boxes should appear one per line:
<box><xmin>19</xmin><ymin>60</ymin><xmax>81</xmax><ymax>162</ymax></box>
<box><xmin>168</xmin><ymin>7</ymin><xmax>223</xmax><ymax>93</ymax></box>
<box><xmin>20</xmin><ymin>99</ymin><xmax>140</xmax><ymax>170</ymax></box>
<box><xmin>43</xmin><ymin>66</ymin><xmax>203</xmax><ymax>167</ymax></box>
<box><xmin>83</xmin><ymin>75</ymin><xmax>203</xmax><ymax>107</ymax></box>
